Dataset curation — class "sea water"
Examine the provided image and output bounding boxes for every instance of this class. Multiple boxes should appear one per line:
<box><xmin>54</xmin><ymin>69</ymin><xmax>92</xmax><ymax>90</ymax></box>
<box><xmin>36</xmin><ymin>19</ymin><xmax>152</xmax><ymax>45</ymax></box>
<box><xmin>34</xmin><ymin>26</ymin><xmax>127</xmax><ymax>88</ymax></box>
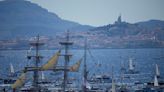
<box><xmin>0</xmin><ymin>48</ymin><xmax>163</xmax><ymax>84</ymax></box>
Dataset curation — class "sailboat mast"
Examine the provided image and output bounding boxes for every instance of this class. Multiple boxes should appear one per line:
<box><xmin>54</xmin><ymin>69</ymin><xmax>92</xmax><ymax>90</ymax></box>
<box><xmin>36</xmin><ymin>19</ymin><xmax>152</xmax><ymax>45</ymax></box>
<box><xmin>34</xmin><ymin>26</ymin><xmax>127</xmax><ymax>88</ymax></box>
<box><xmin>60</xmin><ymin>31</ymin><xmax>73</xmax><ymax>91</ymax></box>
<box><xmin>64</xmin><ymin>31</ymin><xmax>69</xmax><ymax>91</ymax></box>
<box><xmin>111</xmin><ymin>65</ymin><xmax>116</xmax><ymax>92</ymax></box>
<box><xmin>33</xmin><ymin>35</ymin><xmax>40</xmax><ymax>91</ymax></box>
<box><xmin>29</xmin><ymin>35</ymin><xmax>44</xmax><ymax>91</ymax></box>
<box><xmin>112</xmin><ymin>65</ymin><xmax>114</xmax><ymax>80</ymax></box>
<box><xmin>83</xmin><ymin>38</ymin><xmax>88</xmax><ymax>92</ymax></box>
<box><xmin>120</xmin><ymin>62</ymin><xmax>124</xmax><ymax>85</ymax></box>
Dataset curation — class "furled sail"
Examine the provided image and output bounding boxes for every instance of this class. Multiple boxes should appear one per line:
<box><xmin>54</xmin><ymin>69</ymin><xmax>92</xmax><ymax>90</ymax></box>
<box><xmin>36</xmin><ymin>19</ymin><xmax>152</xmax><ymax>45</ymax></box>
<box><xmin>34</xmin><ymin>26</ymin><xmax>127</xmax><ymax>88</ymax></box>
<box><xmin>41</xmin><ymin>71</ymin><xmax>45</xmax><ymax>80</ymax></box>
<box><xmin>129</xmin><ymin>58</ymin><xmax>134</xmax><ymax>70</ymax></box>
<box><xmin>86</xmin><ymin>81</ymin><xmax>91</xmax><ymax>89</ymax></box>
<box><xmin>10</xmin><ymin>63</ymin><xmax>15</xmax><ymax>74</ymax></box>
<box><xmin>155</xmin><ymin>64</ymin><xmax>160</xmax><ymax>77</ymax></box>
<box><xmin>12</xmin><ymin>72</ymin><xmax>26</xmax><ymax>89</ymax></box>
<box><xmin>41</xmin><ymin>50</ymin><xmax>61</xmax><ymax>70</ymax></box>
<box><xmin>82</xmin><ymin>77</ymin><xmax>91</xmax><ymax>89</ymax></box>
<box><xmin>154</xmin><ymin>75</ymin><xmax>159</xmax><ymax>87</ymax></box>
<box><xmin>69</xmin><ymin>58</ymin><xmax>82</xmax><ymax>72</ymax></box>
<box><xmin>110</xmin><ymin>79</ymin><xmax>116</xmax><ymax>92</ymax></box>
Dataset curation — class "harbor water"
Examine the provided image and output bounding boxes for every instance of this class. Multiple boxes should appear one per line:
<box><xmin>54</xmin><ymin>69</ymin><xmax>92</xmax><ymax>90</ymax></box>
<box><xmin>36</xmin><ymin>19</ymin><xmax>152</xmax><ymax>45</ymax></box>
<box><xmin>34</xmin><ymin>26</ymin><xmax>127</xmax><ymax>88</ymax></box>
<box><xmin>0</xmin><ymin>48</ymin><xmax>164</xmax><ymax>89</ymax></box>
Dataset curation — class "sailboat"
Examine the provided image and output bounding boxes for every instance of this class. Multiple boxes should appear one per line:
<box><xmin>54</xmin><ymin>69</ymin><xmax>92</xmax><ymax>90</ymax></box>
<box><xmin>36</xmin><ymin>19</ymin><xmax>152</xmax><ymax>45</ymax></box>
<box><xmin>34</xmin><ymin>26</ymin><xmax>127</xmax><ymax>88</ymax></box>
<box><xmin>142</xmin><ymin>64</ymin><xmax>164</xmax><ymax>91</ymax></box>
<box><xmin>9</xmin><ymin>63</ymin><xmax>17</xmax><ymax>77</ymax></box>
<box><xmin>84</xmin><ymin>39</ymin><xmax>110</xmax><ymax>92</ymax></box>
<box><xmin>109</xmin><ymin>66</ymin><xmax>116</xmax><ymax>92</ymax></box>
<box><xmin>0</xmin><ymin>63</ymin><xmax>17</xmax><ymax>86</ymax></box>
<box><xmin>82</xmin><ymin>38</ymin><xmax>92</xmax><ymax>92</ymax></box>
<box><xmin>10</xmin><ymin>63</ymin><xmax>14</xmax><ymax>74</ymax></box>
<box><xmin>141</xmin><ymin>75</ymin><xmax>164</xmax><ymax>92</ymax></box>
<box><xmin>88</xmin><ymin>49</ymin><xmax>112</xmax><ymax>87</ymax></box>
<box><xmin>147</xmin><ymin>64</ymin><xmax>163</xmax><ymax>86</ymax></box>
<box><xmin>120</xmin><ymin>61</ymin><xmax>126</xmax><ymax>73</ymax></box>
<box><xmin>125</xmin><ymin>58</ymin><xmax>139</xmax><ymax>74</ymax></box>
<box><xmin>41</xmin><ymin>72</ymin><xmax>45</xmax><ymax>80</ymax></box>
<box><xmin>37</xmin><ymin>71</ymin><xmax>51</xmax><ymax>85</ymax></box>
<box><xmin>153</xmin><ymin>64</ymin><xmax>164</xmax><ymax>87</ymax></box>
<box><xmin>109</xmin><ymin>66</ymin><xmax>130</xmax><ymax>92</ymax></box>
<box><xmin>109</xmin><ymin>79</ymin><xmax>116</xmax><ymax>92</ymax></box>
<box><xmin>129</xmin><ymin>58</ymin><xmax>134</xmax><ymax>71</ymax></box>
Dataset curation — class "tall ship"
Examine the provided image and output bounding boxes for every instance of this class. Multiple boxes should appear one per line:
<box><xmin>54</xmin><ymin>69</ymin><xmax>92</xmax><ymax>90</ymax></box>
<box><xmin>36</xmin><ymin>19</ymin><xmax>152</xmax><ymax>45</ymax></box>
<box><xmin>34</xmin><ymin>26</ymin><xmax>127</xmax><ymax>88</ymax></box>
<box><xmin>11</xmin><ymin>31</ymin><xmax>82</xmax><ymax>92</ymax></box>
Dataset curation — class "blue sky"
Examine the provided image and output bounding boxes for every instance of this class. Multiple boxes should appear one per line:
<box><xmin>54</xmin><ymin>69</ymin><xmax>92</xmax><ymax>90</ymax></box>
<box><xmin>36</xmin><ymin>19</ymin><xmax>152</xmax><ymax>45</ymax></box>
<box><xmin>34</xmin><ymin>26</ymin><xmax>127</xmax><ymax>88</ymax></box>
<box><xmin>29</xmin><ymin>0</ymin><xmax>164</xmax><ymax>26</ymax></box>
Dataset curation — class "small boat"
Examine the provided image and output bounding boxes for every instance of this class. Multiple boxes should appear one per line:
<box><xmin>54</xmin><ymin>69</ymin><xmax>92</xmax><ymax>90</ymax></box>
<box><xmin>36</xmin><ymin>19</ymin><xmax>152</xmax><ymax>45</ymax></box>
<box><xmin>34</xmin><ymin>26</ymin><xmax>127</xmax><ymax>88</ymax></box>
<box><xmin>0</xmin><ymin>63</ymin><xmax>17</xmax><ymax>87</ymax></box>
<box><xmin>9</xmin><ymin>63</ymin><xmax>17</xmax><ymax>77</ymax></box>
<box><xmin>125</xmin><ymin>58</ymin><xmax>139</xmax><ymax>74</ymax></box>
<box><xmin>88</xmin><ymin>74</ymin><xmax>112</xmax><ymax>84</ymax></box>
<box><xmin>117</xmin><ymin>85</ymin><xmax>130</xmax><ymax>92</ymax></box>
<box><xmin>83</xmin><ymin>39</ymin><xmax>111</xmax><ymax>92</ymax></box>
<box><xmin>109</xmin><ymin>77</ymin><xmax>116</xmax><ymax>92</ymax></box>
<box><xmin>142</xmin><ymin>64</ymin><xmax>164</xmax><ymax>92</ymax></box>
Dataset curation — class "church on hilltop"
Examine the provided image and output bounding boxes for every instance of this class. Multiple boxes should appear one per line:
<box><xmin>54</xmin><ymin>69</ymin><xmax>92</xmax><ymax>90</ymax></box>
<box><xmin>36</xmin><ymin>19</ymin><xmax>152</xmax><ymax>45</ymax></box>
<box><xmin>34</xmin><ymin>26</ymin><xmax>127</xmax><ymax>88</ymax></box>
<box><xmin>115</xmin><ymin>14</ymin><xmax>122</xmax><ymax>25</ymax></box>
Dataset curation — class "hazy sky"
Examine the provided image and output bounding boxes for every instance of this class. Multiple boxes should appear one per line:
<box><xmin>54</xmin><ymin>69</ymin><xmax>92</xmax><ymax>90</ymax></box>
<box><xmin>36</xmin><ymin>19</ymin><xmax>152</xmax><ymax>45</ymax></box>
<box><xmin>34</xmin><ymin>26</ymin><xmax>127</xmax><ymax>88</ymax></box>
<box><xmin>28</xmin><ymin>0</ymin><xmax>164</xmax><ymax>26</ymax></box>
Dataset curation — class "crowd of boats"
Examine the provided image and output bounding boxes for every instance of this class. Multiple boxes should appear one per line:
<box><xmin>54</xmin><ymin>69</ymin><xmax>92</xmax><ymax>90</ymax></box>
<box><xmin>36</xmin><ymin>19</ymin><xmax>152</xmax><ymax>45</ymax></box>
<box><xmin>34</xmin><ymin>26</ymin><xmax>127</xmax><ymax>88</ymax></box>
<box><xmin>0</xmin><ymin>32</ymin><xmax>164</xmax><ymax>92</ymax></box>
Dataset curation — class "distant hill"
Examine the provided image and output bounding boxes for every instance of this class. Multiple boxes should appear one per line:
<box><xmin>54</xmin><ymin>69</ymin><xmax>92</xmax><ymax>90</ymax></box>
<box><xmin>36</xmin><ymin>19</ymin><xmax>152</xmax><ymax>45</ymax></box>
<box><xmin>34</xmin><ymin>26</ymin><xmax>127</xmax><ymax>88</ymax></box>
<box><xmin>88</xmin><ymin>16</ymin><xmax>164</xmax><ymax>48</ymax></box>
<box><xmin>136</xmin><ymin>20</ymin><xmax>164</xmax><ymax>30</ymax></box>
<box><xmin>0</xmin><ymin>0</ymin><xmax>93</xmax><ymax>39</ymax></box>
<box><xmin>91</xmin><ymin>19</ymin><xmax>164</xmax><ymax>37</ymax></box>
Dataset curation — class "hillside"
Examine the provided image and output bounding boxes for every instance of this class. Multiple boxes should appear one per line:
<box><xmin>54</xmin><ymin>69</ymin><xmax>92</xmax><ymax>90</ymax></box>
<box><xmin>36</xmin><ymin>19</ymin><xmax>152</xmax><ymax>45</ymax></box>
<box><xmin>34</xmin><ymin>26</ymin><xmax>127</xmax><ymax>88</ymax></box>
<box><xmin>87</xmin><ymin>16</ymin><xmax>164</xmax><ymax>48</ymax></box>
<box><xmin>0</xmin><ymin>0</ymin><xmax>93</xmax><ymax>39</ymax></box>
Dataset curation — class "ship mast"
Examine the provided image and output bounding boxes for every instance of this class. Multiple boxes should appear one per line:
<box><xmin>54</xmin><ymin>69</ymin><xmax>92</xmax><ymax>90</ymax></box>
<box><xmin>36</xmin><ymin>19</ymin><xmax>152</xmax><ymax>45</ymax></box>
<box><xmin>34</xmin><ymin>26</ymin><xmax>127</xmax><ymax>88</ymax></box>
<box><xmin>59</xmin><ymin>31</ymin><xmax>73</xmax><ymax>91</ymax></box>
<box><xmin>29</xmin><ymin>35</ymin><xmax>44</xmax><ymax>91</ymax></box>
<box><xmin>111</xmin><ymin>65</ymin><xmax>116</xmax><ymax>92</ymax></box>
<box><xmin>83</xmin><ymin>38</ymin><xmax>88</xmax><ymax>92</ymax></box>
<box><xmin>120</xmin><ymin>61</ymin><xmax>125</xmax><ymax>85</ymax></box>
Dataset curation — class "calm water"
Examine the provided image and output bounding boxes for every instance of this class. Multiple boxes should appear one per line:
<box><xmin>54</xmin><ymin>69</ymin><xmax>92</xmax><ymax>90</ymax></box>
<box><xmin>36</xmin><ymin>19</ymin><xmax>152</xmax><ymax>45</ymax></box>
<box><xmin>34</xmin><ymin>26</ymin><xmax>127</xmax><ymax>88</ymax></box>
<box><xmin>0</xmin><ymin>48</ymin><xmax>164</xmax><ymax>83</ymax></box>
